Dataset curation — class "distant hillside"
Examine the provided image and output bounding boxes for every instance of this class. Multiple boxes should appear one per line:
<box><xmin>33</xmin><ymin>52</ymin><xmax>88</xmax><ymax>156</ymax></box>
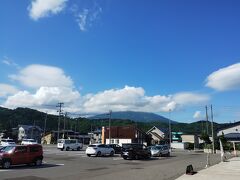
<box><xmin>0</xmin><ymin>107</ymin><xmax>233</xmax><ymax>135</ymax></box>
<box><xmin>90</xmin><ymin>111</ymin><xmax>177</xmax><ymax>123</ymax></box>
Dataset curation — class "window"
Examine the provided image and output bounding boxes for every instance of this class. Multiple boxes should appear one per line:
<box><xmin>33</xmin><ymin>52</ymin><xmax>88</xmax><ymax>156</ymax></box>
<box><xmin>16</xmin><ymin>146</ymin><xmax>27</xmax><ymax>153</ymax></box>
<box><xmin>115</xmin><ymin>139</ymin><xmax>119</xmax><ymax>144</ymax></box>
<box><xmin>110</xmin><ymin>139</ymin><xmax>114</xmax><ymax>144</ymax></box>
<box><xmin>30</xmin><ymin>146</ymin><xmax>41</xmax><ymax>153</ymax></box>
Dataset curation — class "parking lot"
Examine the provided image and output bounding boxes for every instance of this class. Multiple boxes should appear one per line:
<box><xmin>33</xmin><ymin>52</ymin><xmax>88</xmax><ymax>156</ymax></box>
<box><xmin>0</xmin><ymin>145</ymin><xmax>223</xmax><ymax>180</ymax></box>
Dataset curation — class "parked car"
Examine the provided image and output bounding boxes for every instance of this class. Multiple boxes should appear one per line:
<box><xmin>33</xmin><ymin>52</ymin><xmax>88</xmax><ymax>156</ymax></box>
<box><xmin>21</xmin><ymin>139</ymin><xmax>37</xmax><ymax>145</ymax></box>
<box><xmin>149</xmin><ymin>145</ymin><xmax>170</xmax><ymax>157</ymax></box>
<box><xmin>0</xmin><ymin>144</ymin><xmax>43</xmax><ymax>169</ymax></box>
<box><xmin>121</xmin><ymin>143</ymin><xmax>151</xmax><ymax>160</ymax></box>
<box><xmin>57</xmin><ymin>139</ymin><xmax>83</xmax><ymax>151</ymax></box>
<box><xmin>107</xmin><ymin>144</ymin><xmax>122</xmax><ymax>154</ymax></box>
<box><xmin>0</xmin><ymin>139</ymin><xmax>16</xmax><ymax>146</ymax></box>
<box><xmin>85</xmin><ymin>144</ymin><xmax>115</xmax><ymax>157</ymax></box>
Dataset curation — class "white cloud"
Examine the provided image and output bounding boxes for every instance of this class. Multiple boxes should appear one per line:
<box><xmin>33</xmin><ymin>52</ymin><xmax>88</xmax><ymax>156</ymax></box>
<box><xmin>173</xmin><ymin>92</ymin><xmax>210</xmax><ymax>105</ymax></box>
<box><xmin>81</xmin><ymin>87</ymin><xmax>209</xmax><ymax>114</ymax></box>
<box><xmin>28</xmin><ymin>0</ymin><xmax>68</xmax><ymax>21</ymax></box>
<box><xmin>0</xmin><ymin>84</ymin><xmax>19</xmax><ymax>97</ymax></box>
<box><xmin>4</xmin><ymin>86</ymin><xmax>80</xmax><ymax>109</ymax></box>
<box><xmin>71</xmin><ymin>4</ymin><xmax>102</xmax><ymax>31</ymax></box>
<box><xmin>9</xmin><ymin>64</ymin><xmax>73</xmax><ymax>89</ymax></box>
<box><xmin>2</xmin><ymin>57</ymin><xmax>20</xmax><ymax>69</ymax></box>
<box><xmin>2</xmin><ymin>82</ymin><xmax>210</xmax><ymax>115</ymax></box>
<box><xmin>193</xmin><ymin>111</ymin><xmax>202</xmax><ymax>119</ymax></box>
<box><xmin>206</xmin><ymin>63</ymin><xmax>240</xmax><ymax>91</ymax></box>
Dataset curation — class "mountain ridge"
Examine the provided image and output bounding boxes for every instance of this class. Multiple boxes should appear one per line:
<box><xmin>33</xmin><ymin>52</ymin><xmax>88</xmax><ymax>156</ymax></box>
<box><xmin>90</xmin><ymin>111</ymin><xmax>178</xmax><ymax>123</ymax></box>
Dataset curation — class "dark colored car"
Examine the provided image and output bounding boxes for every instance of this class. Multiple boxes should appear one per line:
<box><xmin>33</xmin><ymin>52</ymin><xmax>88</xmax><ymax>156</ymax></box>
<box><xmin>0</xmin><ymin>144</ymin><xmax>43</xmax><ymax>169</ymax></box>
<box><xmin>121</xmin><ymin>143</ymin><xmax>151</xmax><ymax>160</ymax></box>
<box><xmin>107</xmin><ymin>144</ymin><xmax>122</xmax><ymax>154</ymax></box>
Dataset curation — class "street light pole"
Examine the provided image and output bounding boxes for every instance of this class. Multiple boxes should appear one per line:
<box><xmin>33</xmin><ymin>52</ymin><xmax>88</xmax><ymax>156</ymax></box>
<box><xmin>169</xmin><ymin>109</ymin><xmax>172</xmax><ymax>152</ymax></box>
<box><xmin>210</xmin><ymin>104</ymin><xmax>215</xmax><ymax>154</ymax></box>
<box><xmin>108</xmin><ymin>110</ymin><xmax>112</xmax><ymax>144</ymax></box>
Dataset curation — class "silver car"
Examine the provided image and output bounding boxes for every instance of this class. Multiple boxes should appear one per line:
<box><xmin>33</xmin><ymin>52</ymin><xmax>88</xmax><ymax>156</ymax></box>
<box><xmin>150</xmin><ymin>145</ymin><xmax>170</xmax><ymax>157</ymax></box>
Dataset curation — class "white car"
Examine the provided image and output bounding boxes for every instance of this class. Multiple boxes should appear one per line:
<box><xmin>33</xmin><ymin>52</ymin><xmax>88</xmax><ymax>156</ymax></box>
<box><xmin>21</xmin><ymin>139</ymin><xmax>38</xmax><ymax>145</ymax></box>
<box><xmin>86</xmin><ymin>144</ymin><xmax>115</xmax><ymax>157</ymax></box>
<box><xmin>0</xmin><ymin>139</ymin><xmax>16</xmax><ymax>146</ymax></box>
<box><xmin>57</xmin><ymin>139</ymin><xmax>83</xmax><ymax>151</ymax></box>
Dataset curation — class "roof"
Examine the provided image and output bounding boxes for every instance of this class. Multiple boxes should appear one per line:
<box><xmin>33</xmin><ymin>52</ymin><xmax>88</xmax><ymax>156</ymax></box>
<box><xmin>18</xmin><ymin>125</ymin><xmax>42</xmax><ymax>131</ymax></box>
<box><xmin>147</xmin><ymin>126</ymin><xmax>168</xmax><ymax>134</ymax></box>
<box><xmin>217</xmin><ymin>121</ymin><xmax>240</xmax><ymax>132</ymax></box>
<box><xmin>224</xmin><ymin>133</ymin><xmax>240</xmax><ymax>141</ymax></box>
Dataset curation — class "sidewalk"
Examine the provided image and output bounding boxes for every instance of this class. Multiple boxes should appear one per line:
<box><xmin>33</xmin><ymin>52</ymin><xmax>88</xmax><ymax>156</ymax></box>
<box><xmin>176</xmin><ymin>157</ymin><xmax>240</xmax><ymax>180</ymax></box>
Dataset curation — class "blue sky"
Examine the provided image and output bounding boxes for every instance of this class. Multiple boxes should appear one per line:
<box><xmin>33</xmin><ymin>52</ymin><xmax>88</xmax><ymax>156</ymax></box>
<box><xmin>0</xmin><ymin>0</ymin><xmax>240</xmax><ymax>123</ymax></box>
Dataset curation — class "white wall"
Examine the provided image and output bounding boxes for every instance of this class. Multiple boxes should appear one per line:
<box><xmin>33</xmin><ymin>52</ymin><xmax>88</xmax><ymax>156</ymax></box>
<box><xmin>171</xmin><ymin>142</ymin><xmax>188</xmax><ymax>149</ymax></box>
<box><xmin>217</xmin><ymin>125</ymin><xmax>240</xmax><ymax>136</ymax></box>
<box><xmin>106</xmin><ymin>139</ymin><xmax>132</xmax><ymax>146</ymax></box>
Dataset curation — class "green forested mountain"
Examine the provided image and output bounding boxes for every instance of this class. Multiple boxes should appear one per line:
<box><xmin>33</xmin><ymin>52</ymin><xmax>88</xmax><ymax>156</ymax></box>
<box><xmin>0</xmin><ymin>107</ymin><xmax>230</xmax><ymax>135</ymax></box>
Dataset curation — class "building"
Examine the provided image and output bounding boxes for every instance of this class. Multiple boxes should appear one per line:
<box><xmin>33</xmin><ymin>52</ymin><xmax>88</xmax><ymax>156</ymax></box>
<box><xmin>41</xmin><ymin>130</ymin><xmax>90</xmax><ymax>144</ymax></box>
<box><xmin>217</xmin><ymin>121</ymin><xmax>240</xmax><ymax>137</ymax></box>
<box><xmin>13</xmin><ymin>125</ymin><xmax>42</xmax><ymax>143</ymax></box>
<box><xmin>146</xmin><ymin>126</ymin><xmax>169</xmax><ymax>144</ymax></box>
<box><xmin>88</xmin><ymin>129</ymin><xmax>102</xmax><ymax>144</ymax></box>
<box><xmin>102</xmin><ymin>125</ymin><xmax>150</xmax><ymax>146</ymax></box>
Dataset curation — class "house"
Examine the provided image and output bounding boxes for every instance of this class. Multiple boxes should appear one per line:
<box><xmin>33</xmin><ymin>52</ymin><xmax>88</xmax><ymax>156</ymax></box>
<box><xmin>217</xmin><ymin>121</ymin><xmax>240</xmax><ymax>137</ymax></box>
<box><xmin>14</xmin><ymin>125</ymin><xmax>42</xmax><ymax>143</ymax></box>
<box><xmin>217</xmin><ymin>121</ymin><xmax>240</xmax><ymax>156</ymax></box>
<box><xmin>88</xmin><ymin>129</ymin><xmax>102</xmax><ymax>144</ymax></box>
<box><xmin>41</xmin><ymin>130</ymin><xmax>90</xmax><ymax>144</ymax></box>
<box><xmin>146</xmin><ymin>126</ymin><xmax>169</xmax><ymax>144</ymax></box>
<box><xmin>102</xmin><ymin>125</ymin><xmax>150</xmax><ymax>146</ymax></box>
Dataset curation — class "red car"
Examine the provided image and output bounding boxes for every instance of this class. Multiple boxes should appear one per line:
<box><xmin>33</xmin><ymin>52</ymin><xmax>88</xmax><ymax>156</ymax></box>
<box><xmin>0</xmin><ymin>144</ymin><xmax>43</xmax><ymax>169</ymax></box>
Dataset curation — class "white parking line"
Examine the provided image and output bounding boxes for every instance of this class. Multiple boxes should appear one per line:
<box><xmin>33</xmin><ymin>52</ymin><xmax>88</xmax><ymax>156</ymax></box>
<box><xmin>0</xmin><ymin>169</ymin><xmax>12</xmax><ymax>172</ymax></box>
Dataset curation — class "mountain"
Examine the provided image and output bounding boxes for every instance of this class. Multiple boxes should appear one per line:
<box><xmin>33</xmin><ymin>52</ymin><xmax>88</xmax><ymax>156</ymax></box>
<box><xmin>90</xmin><ymin>111</ymin><xmax>177</xmax><ymax>123</ymax></box>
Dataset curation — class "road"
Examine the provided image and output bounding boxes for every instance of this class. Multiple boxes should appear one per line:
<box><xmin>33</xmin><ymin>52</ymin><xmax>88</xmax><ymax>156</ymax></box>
<box><xmin>0</xmin><ymin>145</ymin><xmax>224</xmax><ymax>180</ymax></box>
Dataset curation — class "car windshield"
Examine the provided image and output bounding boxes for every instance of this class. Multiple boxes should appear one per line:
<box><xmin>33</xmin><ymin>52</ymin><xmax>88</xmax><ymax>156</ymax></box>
<box><xmin>122</xmin><ymin>144</ymin><xmax>143</xmax><ymax>149</ymax></box>
<box><xmin>88</xmin><ymin>145</ymin><xmax>96</xmax><ymax>147</ymax></box>
<box><xmin>155</xmin><ymin>146</ymin><xmax>163</xmax><ymax>150</ymax></box>
<box><xmin>58</xmin><ymin>140</ymin><xmax>64</xmax><ymax>143</ymax></box>
<box><xmin>1</xmin><ymin>146</ymin><xmax>15</xmax><ymax>153</ymax></box>
<box><xmin>23</xmin><ymin>139</ymin><xmax>35</xmax><ymax>142</ymax></box>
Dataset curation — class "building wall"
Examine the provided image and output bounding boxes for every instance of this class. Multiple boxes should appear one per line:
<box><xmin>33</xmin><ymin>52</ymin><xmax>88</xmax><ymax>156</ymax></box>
<box><xmin>217</xmin><ymin>125</ymin><xmax>240</xmax><ymax>136</ymax></box>
<box><xmin>41</xmin><ymin>133</ymin><xmax>52</xmax><ymax>144</ymax></box>
<box><xmin>106</xmin><ymin>138</ymin><xmax>132</xmax><ymax>146</ymax></box>
<box><xmin>182</xmin><ymin>135</ymin><xmax>195</xmax><ymax>143</ymax></box>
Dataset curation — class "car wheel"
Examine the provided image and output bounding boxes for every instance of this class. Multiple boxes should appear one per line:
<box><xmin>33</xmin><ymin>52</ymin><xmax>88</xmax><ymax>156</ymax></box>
<box><xmin>66</xmin><ymin>147</ymin><xmax>70</xmax><ymax>151</ymax></box>
<box><xmin>87</xmin><ymin>154</ymin><xmax>91</xmax><ymax>157</ymax></box>
<box><xmin>167</xmin><ymin>152</ymin><xmax>170</xmax><ymax>157</ymax></box>
<box><xmin>123</xmin><ymin>156</ymin><xmax>127</xmax><ymax>160</ymax></box>
<box><xmin>61</xmin><ymin>147</ymin><xmax>64</xmax><ymax>151</ymax></box>
<box><xmin>35</xmin><ymin>158</ymin><xmax>42</xmax><ymax>166</ymax></box>
<box><xmin>77</xmin><ymin>147</ymin><xmax>81</xmax><ymax>151</ymax></box>
<box><xmin>110</xmin><ymin>151</ymin><xmax>114</xmax><ymax>157</ymax></box>
<box><xmin>2</xmin><ymin>160</ymin><xmax>11</xmax><ymax>169</ymax></box>
<box><xmin>97</xmin><ymin>151</ymin><xmax>101</xmax><ymax>157</ymax></box>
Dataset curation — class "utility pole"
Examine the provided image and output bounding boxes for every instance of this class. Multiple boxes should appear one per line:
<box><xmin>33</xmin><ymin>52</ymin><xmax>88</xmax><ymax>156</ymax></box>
<box><xmin>169</xmin><ymin>109</ymin><xmax>172</xmax><ymax>152</ymax></box>
<box><xmin>57</xmin><ymin>102</ymin><xmax>64</xmax><ymax>141</ymax></box>
<box><xmin>205</xmin><ymin>106</ymin><xmax>209</xmax><ymax>135</ymax></box>
<box><xmin>63</xmin><ymin>112</ymin><xmax>67</xmax><ymax>139</ymax></box>
<box><xmin>108</xmin><ymin>110</ymin><xmax>112</xmax><ymax>144</ymax></box>
<box><xmin>210</xmin><ymin>104</ymin><xmax>215</xmax><ymax>153</ymax></box>
<box><xmin>44</xmin><ymin>112</ymin><xmax>47</xmax><ymax>137</ymax></box>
